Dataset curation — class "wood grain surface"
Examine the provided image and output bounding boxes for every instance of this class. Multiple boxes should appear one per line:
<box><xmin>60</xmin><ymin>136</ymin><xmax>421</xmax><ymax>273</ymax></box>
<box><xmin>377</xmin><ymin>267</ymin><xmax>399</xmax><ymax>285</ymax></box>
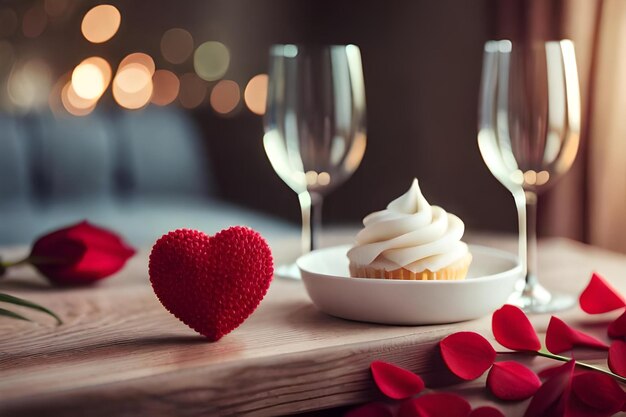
<box><xmin>0</xmin><ymin>234</ymin><xmax>625</xmax><ymax>416</ymax></box>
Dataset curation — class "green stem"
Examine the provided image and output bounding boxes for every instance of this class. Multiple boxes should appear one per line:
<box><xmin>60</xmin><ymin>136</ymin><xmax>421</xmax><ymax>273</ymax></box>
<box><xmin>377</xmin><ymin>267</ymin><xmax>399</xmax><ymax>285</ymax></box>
<box><xmin>0</xmin><ymin>257</ymin><xmax>31</xmax><ymax>277</ymax></box>
<box><xmin>2</xmin><ymin>258</ymin><xmax>31</xmax><ymax>268</ymax></box>
<box><xmin>496</xmin><ymin>350</ymin><xmax>626</xmax><ymax>383</ymax></box>
<box><xmin>536</xmin><ymin>349</ymin><xmax>626</xmax><ymax>383</ymax></box>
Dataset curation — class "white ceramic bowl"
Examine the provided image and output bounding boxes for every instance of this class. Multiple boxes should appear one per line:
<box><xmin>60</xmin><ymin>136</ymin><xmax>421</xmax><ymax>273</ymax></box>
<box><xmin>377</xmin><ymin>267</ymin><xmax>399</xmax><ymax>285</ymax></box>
<box><xmin>297</xmin><ymin>244</ymin><xmax>522</xmax><ymax>325</ymax></box>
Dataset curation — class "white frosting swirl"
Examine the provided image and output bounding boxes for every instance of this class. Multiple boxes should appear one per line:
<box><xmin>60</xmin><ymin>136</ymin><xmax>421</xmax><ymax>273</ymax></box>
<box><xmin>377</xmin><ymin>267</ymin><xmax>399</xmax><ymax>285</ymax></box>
<box><xmin>347</xmin><ymin>179</ymin><xmax>469</xmax><ymax>273</ymax></box>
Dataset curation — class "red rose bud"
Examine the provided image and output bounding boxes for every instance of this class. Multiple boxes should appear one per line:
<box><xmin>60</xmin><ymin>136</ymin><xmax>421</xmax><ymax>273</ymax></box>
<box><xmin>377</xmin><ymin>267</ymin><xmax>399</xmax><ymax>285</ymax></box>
<box><xmin>29</xmin><ymin>221</ymin><xmax>135</xmax><ymax>285</ymax></box>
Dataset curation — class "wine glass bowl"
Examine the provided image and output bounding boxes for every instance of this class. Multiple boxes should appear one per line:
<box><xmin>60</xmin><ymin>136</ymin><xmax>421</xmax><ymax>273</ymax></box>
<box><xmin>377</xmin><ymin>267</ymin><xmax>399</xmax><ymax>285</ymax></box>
<box><xmin>478</xmin><ymin>40</ymin><xmax>581</xmax><ymax>312</ymax></box>
<box><xmin>264</xmin><ymin>44</ymin><xmax>367</xmax><ymax>277</ymax></box>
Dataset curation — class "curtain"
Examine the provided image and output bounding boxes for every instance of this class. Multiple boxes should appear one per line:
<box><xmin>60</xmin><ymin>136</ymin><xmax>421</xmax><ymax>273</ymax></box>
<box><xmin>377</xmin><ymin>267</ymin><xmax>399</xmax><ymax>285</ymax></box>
<box><xmin>492</xmin><ymin>0</ymin><xmax>626</xmax><ymax>254</ymax></box>
<box><xmin>541</xmin><ymin>0</ymin><xmax>600</xmax><ymax>243</ymax></box>
<box><xmin>585</xmin><ymin>0</ymin><xmax>626</xmax><ymax>252</ymax></box>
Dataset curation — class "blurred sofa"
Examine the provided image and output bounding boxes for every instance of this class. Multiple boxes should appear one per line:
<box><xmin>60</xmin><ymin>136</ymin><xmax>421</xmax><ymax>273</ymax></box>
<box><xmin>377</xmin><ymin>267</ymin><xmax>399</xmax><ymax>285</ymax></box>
<box><xmin>0</xmin><ymin>107</ymin><xmax>295</xmax><ymax>247</ymax></box>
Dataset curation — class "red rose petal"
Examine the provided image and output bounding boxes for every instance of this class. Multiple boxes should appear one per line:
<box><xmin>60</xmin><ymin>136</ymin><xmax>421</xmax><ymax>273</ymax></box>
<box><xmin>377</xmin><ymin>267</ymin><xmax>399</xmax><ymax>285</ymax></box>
<box><xmin>345</xmin><ymin>402</ymin><xmax>393</xmax><ymax>417</ymax></box>
<box><xmin>399</xmin><ymin>393</ymin><xmax>471</xmax><ymax>417</ymax></box>
<box><xmin>492</xmin><ymin>305</ymin><xmax>541</xmax><ymax>351</ymax></box>
<box><xmin>486</xmin><ymin>361</ymin><xmax>541</xmax><ymax>401</ymax></box>
<box><xmin>469</xmin><ymin>406</ymin><xmax>505</xmax><ymax>417</ymax></box>
<box><xmin>539</xmin><ymin>364</ymin><xmax>590</xmax><ymax>380</ymax></box>
<box><xmin>579</xmin><ymin>273</ymin><xmax>626</xmax><ymax>314</ymax></box>
<box><xmin>523</xmin><ymin>360</ymin><xmax>575</xmax><ymax>417</ymax></box>
<box><xmin>370</xmin><ymin>361</ymin><xmax>425</xmax><ymax>400</ymax></box>
<box><xmin>538</xmin><ymin>363</ymin><xmax>567</xmax><ymax>380</ymax></box>
<box><xmin>571</xmin><ymin>371</ymin><xmax>625</xmax><ymax>414</ymax></box>
<box><xmin>608</xmin><ymin>309</ymin><xmax>626</xmax><ymax>339</ymax></box>
<box><xmin>567</xmin><ymin>392</ymin><xmax>622</xmax><ymax>417</ymax></box>
<box><xmin>546</xmin><ymin>316</ymin><xmax>609</xmax><ymax>354</ymax></box>
<box><xmin>440</xmin><ymin>332</ymin><xmax>496</xmax><ymax>380</ymax></box>
<box><xmin>608</xmin><ymin>340</ymin><xmax>626</xmax><ymax>377</ymax></box>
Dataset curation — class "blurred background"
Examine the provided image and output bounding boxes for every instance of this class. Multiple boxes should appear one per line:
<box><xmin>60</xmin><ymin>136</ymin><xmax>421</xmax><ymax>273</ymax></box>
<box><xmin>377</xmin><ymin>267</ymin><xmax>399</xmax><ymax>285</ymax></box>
<box><xmin>0</xmin><ymin>0</ymin><xmax>624</xmax><ymax>253</ymax></box>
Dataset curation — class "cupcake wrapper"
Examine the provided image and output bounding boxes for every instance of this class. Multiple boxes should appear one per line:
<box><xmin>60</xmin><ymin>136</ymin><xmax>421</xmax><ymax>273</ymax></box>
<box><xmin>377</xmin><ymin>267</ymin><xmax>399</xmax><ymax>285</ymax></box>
<box><xmin>349</xmin><ymin>253</ymin><xmax>472</xmax><ymax>281</ymax></box>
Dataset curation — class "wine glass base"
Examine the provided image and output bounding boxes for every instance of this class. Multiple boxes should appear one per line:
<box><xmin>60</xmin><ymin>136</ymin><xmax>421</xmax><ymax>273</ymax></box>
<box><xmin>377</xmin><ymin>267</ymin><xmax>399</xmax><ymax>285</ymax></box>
<box><xmin>274</xmin><ymin>263</ymin><xmax>301</xmax><ymax>280</ymax></box>
<box><xmin>507</xmin><ymin>282</ymin><xmax>575</xmax><ymax>314</ymax></box>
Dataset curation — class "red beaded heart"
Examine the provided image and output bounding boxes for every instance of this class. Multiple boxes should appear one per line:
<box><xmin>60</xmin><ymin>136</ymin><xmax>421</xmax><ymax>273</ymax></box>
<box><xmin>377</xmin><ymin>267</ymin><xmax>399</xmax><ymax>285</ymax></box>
<box><xmin>149</xmin><ymin>227</ymin><xmax>273</xmax><ymax>341</ymax></box>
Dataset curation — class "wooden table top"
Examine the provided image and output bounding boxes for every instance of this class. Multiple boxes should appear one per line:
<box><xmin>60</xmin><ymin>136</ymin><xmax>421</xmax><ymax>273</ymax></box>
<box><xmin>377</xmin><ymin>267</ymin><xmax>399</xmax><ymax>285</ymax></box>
<box><xmin>0</xmin><ymin>234</ymin><xmax>625</xmax><ymax>416</ymax></box>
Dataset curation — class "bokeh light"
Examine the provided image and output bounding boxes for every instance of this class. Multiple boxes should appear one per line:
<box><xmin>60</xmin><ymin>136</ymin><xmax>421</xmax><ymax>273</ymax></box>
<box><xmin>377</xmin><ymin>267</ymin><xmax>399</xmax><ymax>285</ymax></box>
<box><xmin>209</xmin><ymin>79</ymin><xmax>240</xmax><ymax>115</ymax></box>
<box><xmin>62</xmin><ymin>81</ymin><xmax>96</xmax><ymax>116</ymax></box>
<box><xmin>178</xmin><ymin>73</ymin><xmax>206</xmax><ymax>109</ymax></box>
<box><xmin>82</xmin><ymin>56</ymin><xmax>112</xmax><ymax>86</ymax></box>
<box><xmin>22</xmin><ymin>6</ymin><xmax>47</xmax><ymax>38</ymax></box>
<box><xmin>151</xmin><ymin>70</ymin><xmax>179</xmax><ymax>106</ymax></box>
<box><xmin>44</xmin><ymin>0</ymin><xmax>70</xmax><ymax>17</ymax></box>
<box><xmin>305</xmin><ymin>171</ymin><xmax>332</xmax><ymax>187</ymax></box>
<box><xmin>112</xmin><ymin>52</ymin><xmax>155</xmax><ymax>109</ymax></box>
<box><xmin>0</xmin><ymin>8</ymin><xmax>18</xmax><ymax>38</ymax></box>
<box><xmin>119</xmin><ymin>52</ymin><xmax>155</xmax><ymax>75</ymax></box>
<box><xmin>305</xmin><ymin>171</ymin><xmax>318</xmax><ymax>186</ymax></box>
<box><xmin>113</xmin><ymin>77</ymin><xmax>153</xmax><ymax>110</ymax></box>
<box><xmin>81</xmin><ymin>4</ymin><xmax>120</xmax><ymax>43</ymax></box>
<box><xmin>318</xmin><ymin>172</ymin><xmax>331</xmax><ymax>186</ymax></box>
<box><xmin>161</xmin><ymin>28</ymin><xmax>193</xmax><ymax>64</ymax></box>
<box><xmin>523</xmin><ymin>170</ymin><xmax>550</xmax><ymax>187</ymax></box>
<box><xmin>8</xmin><ymin>59</ymin><xmax>52</xmax><ymax>110</ymax></box>
<box><xmin>67</xmin><ymin>82</ymin><xmax>96</xmax><ymax>109</ymax></box>
<box><xmin>194</xmin><ymin>41</ymin><xmax>230</xmax><ymax>81</ymax></box>
<box><xmin>244</xmin><ymin>74</ymin><xmax>268</xmax><ymax>115</ymax></box>
<box><xmin>114</xmin><ymin>63</ymin><xmax>151</xmax><ymax>94</ymax></box>
<box><xmin>72</xmin><ymin>61</ymin><xmax>106</xmax><ymax>100</ymax></box>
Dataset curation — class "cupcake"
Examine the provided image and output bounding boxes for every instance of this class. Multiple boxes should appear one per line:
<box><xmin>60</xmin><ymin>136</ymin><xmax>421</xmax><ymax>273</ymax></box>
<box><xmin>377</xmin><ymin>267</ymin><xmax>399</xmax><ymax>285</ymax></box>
<box><xmin>347</xmin><ymin>178</ymin><xmax>472</xmax><ymax>280</ymax></box>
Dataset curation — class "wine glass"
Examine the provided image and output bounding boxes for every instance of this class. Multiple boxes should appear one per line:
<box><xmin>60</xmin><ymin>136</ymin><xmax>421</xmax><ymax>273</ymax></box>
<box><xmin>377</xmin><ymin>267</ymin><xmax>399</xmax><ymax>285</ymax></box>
<box><xmin>264</xmin><ymin>44</ymin><xmax>367</xmax><ymax>279</ymax></box>
<box><xmin>478</xmin><ymin>40</ymin><xmax>581</xmax><ymax>313</ymax></box>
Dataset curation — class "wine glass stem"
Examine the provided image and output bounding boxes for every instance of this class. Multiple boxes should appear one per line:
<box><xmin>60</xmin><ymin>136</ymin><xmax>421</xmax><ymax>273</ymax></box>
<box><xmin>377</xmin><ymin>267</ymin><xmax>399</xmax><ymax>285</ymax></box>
<box><xmin>297</xmin><ymin>191</ymin><xmax>324</xmax><ymax>254</ymax></box>
<box><xmin>310</xmin><ymin>191</ymin><xmax>323</xmax><ymax>251</ymax></box>
<box><xmin>525</xmin><ymin>191</ymin><xmax>539</xmax><ymax>289</ymax></box>
<box><xmin>515</xmin><ymin>190</ymin><xmax>539</xmax><ymax>292</ymax></box>
<box><xmin>298</xmin><ymin>191</ymin><xmax>312</xmax><ymax>255</ymax></box>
